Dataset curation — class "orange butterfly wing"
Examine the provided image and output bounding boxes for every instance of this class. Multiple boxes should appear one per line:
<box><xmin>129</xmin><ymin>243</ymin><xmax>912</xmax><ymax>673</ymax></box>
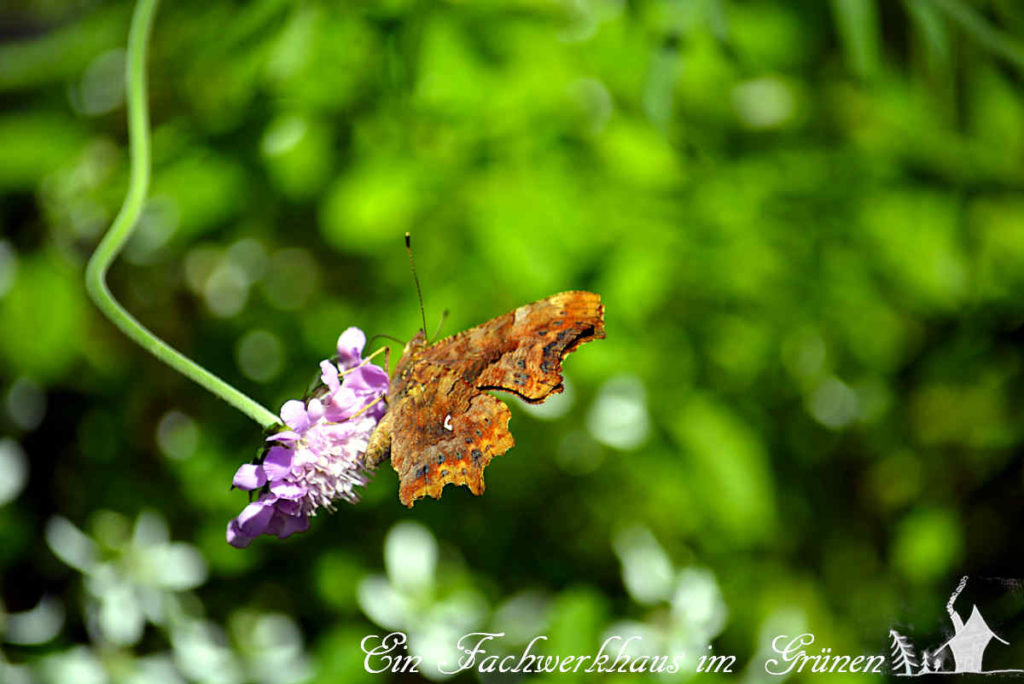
<box><xmin>364</xmin><ymin>291</ymin><xmax>605</xmax><ymax>506</ymax></box>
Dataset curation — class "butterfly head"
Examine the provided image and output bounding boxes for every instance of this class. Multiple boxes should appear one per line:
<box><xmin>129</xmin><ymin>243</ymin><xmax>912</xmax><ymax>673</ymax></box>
<box><xmin>403</xmin><ymin>329</ymin><xmax>429</xmax><ymax>357</ymax></box>
<box><xmin>390</xmin><ymin>329</ymin><xmax>429</xmax><ymax>389</ymax></box>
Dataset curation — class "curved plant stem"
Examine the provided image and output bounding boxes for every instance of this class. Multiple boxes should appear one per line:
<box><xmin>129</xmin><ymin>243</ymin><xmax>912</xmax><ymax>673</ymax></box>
<box><xmin>85</xmin><ymin>0</ymin><xmax>280</xmax><ymax>428</ymax></box>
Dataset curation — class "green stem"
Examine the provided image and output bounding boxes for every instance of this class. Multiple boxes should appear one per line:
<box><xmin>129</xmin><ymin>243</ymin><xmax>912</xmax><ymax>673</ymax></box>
<box><xmin>85</xmin><ymin>0</ymin><xmax>280</xmax><ymax>429</ymax></box>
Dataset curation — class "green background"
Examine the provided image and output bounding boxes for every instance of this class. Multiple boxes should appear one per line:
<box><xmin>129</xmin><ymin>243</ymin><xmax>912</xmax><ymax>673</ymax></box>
<box><xmin>2</xmin><ymin>0</ymin><xmax>1024</xmax><ymax>681</ymax></box>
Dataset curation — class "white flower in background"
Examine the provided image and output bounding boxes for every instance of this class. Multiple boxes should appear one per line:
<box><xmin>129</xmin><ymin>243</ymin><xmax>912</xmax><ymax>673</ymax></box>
<box><xmin>37</xmin><ymin>510</ymin><xmax>310</xmax><ymax>684</ymax></box>
<box><xmin>1</xmin><ymin>595</ymin><xmax>64</xmax><ymax>647</ymax></box>
<box><xmin>36</xmin><ymin>646</ymin><xmax>107</xmax><ymax>684</ymax></box>
<box><xmin>608</xmin><ymin>525</ymin><xmax>728</xmax><ymax>679</ymax></box>
<box><xmin>587</xmin><ymin>374</ymin><xmax>651</xmax><ymax>450</ymax></box>
<box><xmin>491</xmin><ymin>590</ymin><xmax>551</xmax><ymax>645</ymax></box>
<box><xmin>46</xmin><ymin>511</ymin><xmax>207</xmax><ymax>646</ymax></box>
<box><xmin>228</xmin><ymin>612</ymin><xmax>311</xmax><ymax>684</ymax></box>
<box><xmin>170</xmin><ymin>620</ymin><xmax>243</xmax><ymax>684</ymax></box>
<box><xmin>670</xmin><ymin>567</ymin><xmax>728</xmax><ymax>648</ymax></box>
<box><xmin>0</xmin><ymin>438</ymin><xmax>29</xmax><ymax>507</ymax></box>
<box><xmin>614</xmin><ymin>525</ymin><xmax>676</xmax><ymax>605</ymax></box>
<box><xmin>357</xmin><ymin>521</ymin><xmax>488</xmax><ymax>681</ymax></box>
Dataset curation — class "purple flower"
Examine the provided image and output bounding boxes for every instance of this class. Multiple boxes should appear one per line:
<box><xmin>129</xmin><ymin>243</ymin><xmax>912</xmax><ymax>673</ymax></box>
<box><xmin>337</xmin><ymin>327</ymin><xmax>367</xmax><ymax>369</ymax></box>
<box><xmin>227</xmin><ymin>327</ymin><xmax>389</xmax><ymax>548</ymax></box>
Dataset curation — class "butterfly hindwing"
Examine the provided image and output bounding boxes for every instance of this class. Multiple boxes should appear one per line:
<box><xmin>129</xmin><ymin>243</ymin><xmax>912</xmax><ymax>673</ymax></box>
<box><xmin>390</xmin><ymin>363</ymin><xmax>513</xmax><ymax>506</ymax></box>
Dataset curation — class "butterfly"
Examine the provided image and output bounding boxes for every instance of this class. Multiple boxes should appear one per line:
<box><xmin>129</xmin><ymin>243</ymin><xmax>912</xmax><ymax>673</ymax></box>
<box><xmin>361</xmin><ymin>290</ymin><xmax>605</xmax><ymax>506</ymax></box>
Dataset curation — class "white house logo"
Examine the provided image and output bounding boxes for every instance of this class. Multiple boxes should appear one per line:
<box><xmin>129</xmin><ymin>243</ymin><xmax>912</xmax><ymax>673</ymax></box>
<box><xmin>890</xmin><ymin>577</ymin><xmax>1019</xmax><ymax>676</ymax></box>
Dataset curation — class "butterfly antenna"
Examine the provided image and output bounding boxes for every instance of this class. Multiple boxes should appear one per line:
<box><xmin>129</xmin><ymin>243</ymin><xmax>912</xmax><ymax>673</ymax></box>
<box><xmin>430</xmin><ymin>309</ymin><xmax>449</xmax><ymax>343</ymax></box>
<box><xmin>368</xmin><ymin>333</ymin><xmax>405</xmax><ymax>346</ymax></box>
<box><xmin>405</xmin><ymin>232</ymin><xmax>428</xmax><ymax>335</ymax></box>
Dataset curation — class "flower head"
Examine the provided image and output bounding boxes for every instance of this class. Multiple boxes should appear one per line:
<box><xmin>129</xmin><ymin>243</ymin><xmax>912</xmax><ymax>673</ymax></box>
<box><xmin>227</xmin><ymin>327</ymin><xmax>389</xmax><ymax>548</ymax></box>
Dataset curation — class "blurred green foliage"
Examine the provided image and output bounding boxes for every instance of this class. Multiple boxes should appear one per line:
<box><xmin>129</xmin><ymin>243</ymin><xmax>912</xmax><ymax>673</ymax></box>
<box><xmin>2</xmin><ymin>0</ymin><xmax>1024</xmax><ymax>681</ymax></box>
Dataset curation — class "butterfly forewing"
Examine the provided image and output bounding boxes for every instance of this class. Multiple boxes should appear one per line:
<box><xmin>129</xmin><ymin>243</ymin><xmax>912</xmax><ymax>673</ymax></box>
<box><xmin>421</xmin><ymin>290</ymin><xmax>605</xmax><ymax>402</ymax></box>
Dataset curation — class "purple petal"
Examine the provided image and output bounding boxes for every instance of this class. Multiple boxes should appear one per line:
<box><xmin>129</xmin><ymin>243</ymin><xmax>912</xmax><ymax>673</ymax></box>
<box><xmin>321</xmin><ymin>421</ymin><xmax>358</xmax><ymax>441</ymax></box>
<box><xmin>270</xmin><ymin>480</ymin><xmax>307</xmax><ymax>500</ymax></box>
<box><xmin>320</xmin><ymin>360</ymin><xmax>341</xmax><ymax>394</ymax></box>
<box><xmin>226</xmin><ymin>520</ymin><xmax>254</xmax><ymax>548</ymax></box>
<box><xmin>306</xmin><ymin>398</ymin><xmax>325</xmax><ymax>423</ymax></box>
<box><xmin>343</xmin><ymin>364</ymin><xmax>389</xmax><ymax>394</ymax></box>
<box><xmin>291</xmin><ymin>449</ymin><xmax>316</xmax><ymax>467</ymax></box>
<box><xmin>263</xmin><ymin>446</ymin><xmax>295</xmax><ymax>481</ymax></box>
<box><xmin>337</xmin><ymin>327</ymin><xmax>366</xmax><ymax>369</ymax></box>
<box><xmin>267</xmin><ymin>430</ymin><xmax>300</xmax><ymax>443</ymax></box>
<box><xmin>275</xmin><ymin>513</ymin><xmax>310</xmax><ymax>539</ymax></box>
<box><xmin>232</xmin><ymin>464</ymin><xmax>267</xmax><ymax>490</ymax></box>
<box><xmin>236</xmin><ymin>499</ymin><xmax>276</xmax><ymax>536</ymax></box>
<box><xmin>366</xmin><ymin>400</ymin><xmax>388</xmax><ymax>421</ymax></box>
<box><xmin>275</xmin><ymin>499</ymin><xmax>302</xmax><ymax>515</ymax></box>
<box><xmin>324</xmin><ymin>387</ymin><xmax>360</xmax><ymax>421</ymax></box>
<box><xmin>264</xmin><ymin>509</ymin><xmax>310</xmax><ymax>539</ymax></box>
<box><xmin>280</xmin><ymin>400</ymin><xmax>310</xmax><ymax>432</ymax></box>
<box><xmin>366</xmin><ymin>364</ymin><xmax>389</xmax><ymax>390</ymax></box>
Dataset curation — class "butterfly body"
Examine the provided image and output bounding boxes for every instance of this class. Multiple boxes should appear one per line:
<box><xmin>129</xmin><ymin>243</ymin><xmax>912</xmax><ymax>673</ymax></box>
<box><xmin>363</xmin><ymin>290</ymin><xmax>605</xmax><ymax>506</ymax></box>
